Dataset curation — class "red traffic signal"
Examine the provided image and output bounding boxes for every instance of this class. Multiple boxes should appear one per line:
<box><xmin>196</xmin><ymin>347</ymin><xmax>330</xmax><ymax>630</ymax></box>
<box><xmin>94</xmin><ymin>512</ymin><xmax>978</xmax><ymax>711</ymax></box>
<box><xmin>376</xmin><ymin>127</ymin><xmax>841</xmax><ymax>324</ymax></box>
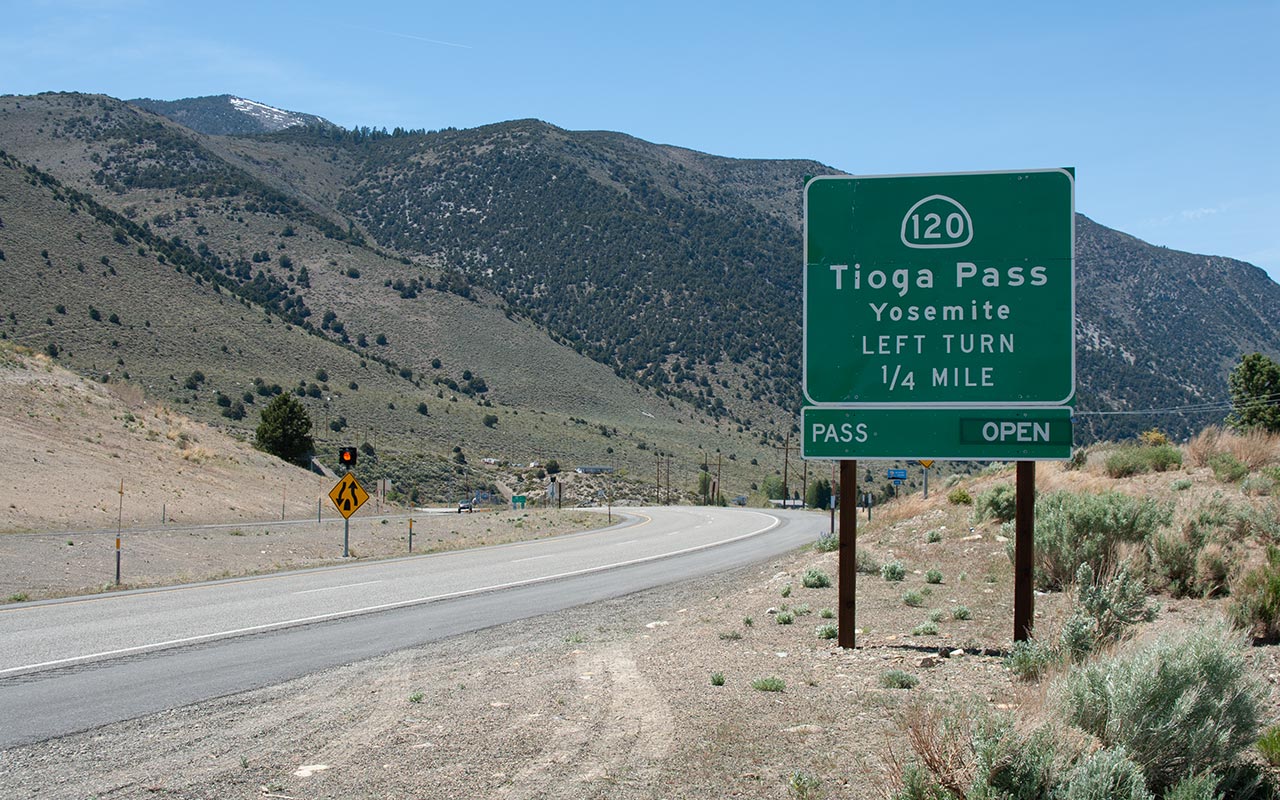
<box><xmin>339</xmin><ymin>447</ymin><xmax>357</xmax><ymax>468</ymax></box>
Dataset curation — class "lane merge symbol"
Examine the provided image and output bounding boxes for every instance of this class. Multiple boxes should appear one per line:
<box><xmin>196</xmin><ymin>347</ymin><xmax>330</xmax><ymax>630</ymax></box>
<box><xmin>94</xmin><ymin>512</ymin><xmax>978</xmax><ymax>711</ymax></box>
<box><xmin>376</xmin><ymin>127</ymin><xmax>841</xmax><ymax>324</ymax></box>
<box><xmin>329</xmin><ymin>473</ymin><xmax>369</xmax><ymax>519</ymax></box>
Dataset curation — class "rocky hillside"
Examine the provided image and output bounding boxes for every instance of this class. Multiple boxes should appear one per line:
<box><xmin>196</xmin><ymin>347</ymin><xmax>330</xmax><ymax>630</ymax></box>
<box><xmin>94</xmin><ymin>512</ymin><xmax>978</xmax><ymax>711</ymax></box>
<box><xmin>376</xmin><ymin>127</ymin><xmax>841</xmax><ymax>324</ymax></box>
<box><xmin>129</xmin><ymin>95</ymin><xmax>334</xmax><ymax>136</ymax></box>
<box><xmin>2</xmin><ymin>91</ymin><xmax>1278</xmax><ymax>448</ymax></box>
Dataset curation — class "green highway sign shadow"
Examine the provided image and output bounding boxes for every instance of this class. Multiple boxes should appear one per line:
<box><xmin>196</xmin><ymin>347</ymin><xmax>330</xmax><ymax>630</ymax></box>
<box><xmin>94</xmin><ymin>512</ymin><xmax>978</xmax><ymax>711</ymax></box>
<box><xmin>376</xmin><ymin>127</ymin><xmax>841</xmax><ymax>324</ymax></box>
<box><xmin>801</xmin><ymin>407</ymin><xmax>1074</xmax><ymax>461</ymax></box>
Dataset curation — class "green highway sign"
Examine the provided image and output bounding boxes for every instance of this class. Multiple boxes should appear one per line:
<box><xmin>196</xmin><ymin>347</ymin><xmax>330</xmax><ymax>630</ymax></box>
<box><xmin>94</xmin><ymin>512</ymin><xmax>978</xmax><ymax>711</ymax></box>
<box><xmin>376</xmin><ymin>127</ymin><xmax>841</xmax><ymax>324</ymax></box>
<box><xmin>804</xmin><ymin>170</ymin><xmax>1074</xmax><ymax>407</ymax></box>
<box><xmin>801</xmin><ymin>406</ymin><xmax>1074</xmax><ymax>461</ymax></box>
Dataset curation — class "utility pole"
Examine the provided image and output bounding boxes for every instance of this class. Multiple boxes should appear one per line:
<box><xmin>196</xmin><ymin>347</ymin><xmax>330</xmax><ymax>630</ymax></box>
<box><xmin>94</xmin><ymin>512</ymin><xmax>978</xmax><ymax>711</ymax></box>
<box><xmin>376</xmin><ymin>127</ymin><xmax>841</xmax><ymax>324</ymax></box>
<box><xmin>715</xmin><ymin>451</ymin><xmax>722</xmax><ymax>506</ymax></box>
<box><xmin>772</xmin><ymin>430</ymin><xmax>800</xmax><ymax>509</ymax></box>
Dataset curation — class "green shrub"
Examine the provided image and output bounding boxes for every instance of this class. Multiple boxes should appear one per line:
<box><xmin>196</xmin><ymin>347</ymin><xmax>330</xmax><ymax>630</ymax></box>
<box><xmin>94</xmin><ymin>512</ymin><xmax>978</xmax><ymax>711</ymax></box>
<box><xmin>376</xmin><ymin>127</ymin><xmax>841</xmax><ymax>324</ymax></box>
<box><xmin>718</xmin><ymin>630</ymin><xmax>742</xmax><ymax>641</ymax></box>
<box><xmin>743</xmin><ymin>616</ymin><xmax>753</xmax><ymax>627</ymax></box>
<box><xmin>912</xmin><ymin>621</ymin><xmax>939</xmax><ymax>636</ymax></box>
<box><xmin>1230</xmin><ymin>545</ymin><xmax>1280</xmax><ymax>638</ymax></box>
<box><xmin>776</xmin><ymin>610</ymin><xmax>795</xmax><ymax>625</ymax></box>
<box><xmin>816</xmin><ymin>623</ymin><xmax>838</xmax><ymax>639</ymax></box>
<box><xmin>903</xmin><ymin>590</ymin><xmax>925</xmax><ymax>607</ymax></box>
<box><xmin>881</xmin><ymin>561</ymin><xmax>906</xmax><ymax>581</ymax></box>
<box><xmin>880</xmin><ymin>670</ymin><xmax>918</xmax><ymax>689</ymax></box>
<box><xmin>1058</xmin><ymin>747</ymin><xmax>1153</xmax><ymax>800</ymax></box>
<box><xmin>1210</xmin><ymin>452</ymin><xmax>1249</xmax><ymax>483</ymax></box>
<box><xmin>751</xmin><ymin>677</ymin><xmax>785</xmax><ymax>692</ymax></box>
<box><xmin>947</xmin><ymin>487</ymin><xmax>972</xmax><ymax>505</ymax></box>
<box><xmin>794</xmin><ymin>603</ymin><xmax>812</xmax><ymax>616</ymax></box>
<box><xmin>974</xmin><ymin>484</ymin><xmax>1017</xmax><ymax>522</ymax></box>
<box><xmin>952</xmin><ymin>605</ymin><xmax>972</xmax><ymax>620</ymax></box>
<box><xmin>1172</xmin><ymin>478</ymin><xmax>1193</xmax><ymax>491</ymax></box>
<box><xmin>781</xmin><ymin>584</ymin><xmax>792</xmax><ymax>598</ymax></box>
<box><xmin>857</xmin><ymin>548</ymin><xmax>881</xmax><ymax>574</ymax></box>
<box><xmin>820</xmin><ymin>607</ymin><xmax>835</xmax><ymax>619</ymax></box>
<box><xmin>1057</xmin><ymin>625</ymin><xmax>1265</xmax><ymax>795</ymax></box>
<box><xmin>1024</xmin><ymin>490</ymin><xmax>1173</xmax><ymax>590</ymax></box>
<box><xmin>788</xmin><ymin>770</ymin><xmax>823</xmax><ymax>800</ymax></box>
<box><xmin>928</xmin><ymin>609</ymin><xmax>945</xmax><ymax>623</ymax></box>
<box><xmin>1258</xmin><ymin>725</ymin><xmax>1280</xmax><ymax>766</ymax></box>
<box><xmin>1105</xmin><ymin>444</ymin><xmax>1183</xmax><ymax>478</ymax></box>
<box><xmin>802</xmin><ymin>568</ymin><xmax>832</xmax><ymax>589</ymax></box>
<box><xmin>1241</xmin><ymin>474</ymin><xmax>1275</xmax><ymax>496</ymax></box>
<box><xmin>925</xmin><ymin>569</ymin><xmax>943</xmax><ymax>584</ymax></box>
<box><xmin>710</xmin><ymin>672</ymin><xmax>725</xmax><ymax>686</ymax></box>
<box><xmin>815</xmin><ymin>531</ymin><xmax>839</xmax><ymax>551</ymax></box>
<box><xmin>1006</xmin><ymin>638</ymin><xmax>1060</xmax><ymax>680</ymax></box>
<box><xmin>926</xmin><ymin>529</ymin><xmax>943</xmax><ymax>544</ymax></box>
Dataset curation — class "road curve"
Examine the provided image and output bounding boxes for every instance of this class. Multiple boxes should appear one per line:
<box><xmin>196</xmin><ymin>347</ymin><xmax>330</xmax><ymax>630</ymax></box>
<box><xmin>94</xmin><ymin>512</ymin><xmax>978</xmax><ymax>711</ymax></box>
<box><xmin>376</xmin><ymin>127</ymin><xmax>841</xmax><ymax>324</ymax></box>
<box><xmin>0</xmin><ymin>507</ymin><xmax>823</xmax><ymax>747</ymax></box>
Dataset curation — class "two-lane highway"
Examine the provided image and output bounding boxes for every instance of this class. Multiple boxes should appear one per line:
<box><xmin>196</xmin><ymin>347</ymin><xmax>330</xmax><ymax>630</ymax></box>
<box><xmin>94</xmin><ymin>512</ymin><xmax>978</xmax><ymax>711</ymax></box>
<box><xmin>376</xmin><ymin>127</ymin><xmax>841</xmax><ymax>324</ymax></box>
<box><xmin>0</xmin><ymin>506</ymin><xmax>823</xmax><ymax>747</ymax></box>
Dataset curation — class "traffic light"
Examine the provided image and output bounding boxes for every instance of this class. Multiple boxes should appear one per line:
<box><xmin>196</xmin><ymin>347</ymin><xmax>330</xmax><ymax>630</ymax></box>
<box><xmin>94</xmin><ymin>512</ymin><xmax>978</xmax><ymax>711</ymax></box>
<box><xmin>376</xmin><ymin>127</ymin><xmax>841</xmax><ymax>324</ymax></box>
<box><xmin>339</xmin><ymin>447</ymin><xmax>357</xmax><ymax>468</ymax></box>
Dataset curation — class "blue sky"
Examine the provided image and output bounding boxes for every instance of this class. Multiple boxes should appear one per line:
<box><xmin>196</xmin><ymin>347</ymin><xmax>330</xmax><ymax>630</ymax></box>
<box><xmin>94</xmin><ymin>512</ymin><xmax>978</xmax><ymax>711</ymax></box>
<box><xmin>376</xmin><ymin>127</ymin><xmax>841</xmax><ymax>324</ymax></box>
<box><xmin>5</xmin><ymin>1</ymin><xmax>1278</xmax><ymax>282</ymax></box>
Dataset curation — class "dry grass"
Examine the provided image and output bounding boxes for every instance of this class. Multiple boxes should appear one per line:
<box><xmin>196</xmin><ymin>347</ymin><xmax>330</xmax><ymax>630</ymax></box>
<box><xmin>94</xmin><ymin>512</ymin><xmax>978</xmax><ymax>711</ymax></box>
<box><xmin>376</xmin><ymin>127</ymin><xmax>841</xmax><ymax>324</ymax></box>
<box><xmin>1186</xmin><ymin>426</ymin><xmax>1280</xmax><ymax>470</ymax></box>
<box><xmin>1226</xmin><ymin>428</ymin><xmax>1280</xmax><ymax>470</ymax></box>
<box><xmin>1186</xmin><ymin>427</ymin><xmax>1222</xmax><ymax>467</ymax></box>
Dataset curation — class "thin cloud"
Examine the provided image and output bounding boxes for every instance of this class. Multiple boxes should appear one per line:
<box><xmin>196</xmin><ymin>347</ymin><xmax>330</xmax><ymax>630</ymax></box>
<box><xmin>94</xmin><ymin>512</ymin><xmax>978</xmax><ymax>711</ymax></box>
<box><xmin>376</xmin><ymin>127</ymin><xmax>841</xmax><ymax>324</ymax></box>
<box><xmin>1142</xmin><ymin>204</ymin><xmax>1228</xmax><ymax>228</ymax></box>
<box><xmin>361</xmin><ymin>27</ymin><xmax>471</xmax><ymax>49</ymax></box>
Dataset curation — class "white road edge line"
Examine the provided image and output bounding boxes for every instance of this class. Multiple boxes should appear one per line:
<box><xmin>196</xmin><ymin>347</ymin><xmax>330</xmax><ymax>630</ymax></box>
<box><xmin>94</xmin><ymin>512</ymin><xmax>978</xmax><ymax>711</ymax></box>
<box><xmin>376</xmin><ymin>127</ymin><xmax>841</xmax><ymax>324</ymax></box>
<box><xmin>0</xmin><ymin>512</ymin><xmax>781</xmax><ymax>676</ymax></box>
<box><xmin>510</xmin><ymin>554</ymin><xmax>554</xmax><ymax>563</ymax></box>
<box><xmin>292</xmin><ymin>580</ymin><xmax>383</xmax><ymax>595</ymax></box>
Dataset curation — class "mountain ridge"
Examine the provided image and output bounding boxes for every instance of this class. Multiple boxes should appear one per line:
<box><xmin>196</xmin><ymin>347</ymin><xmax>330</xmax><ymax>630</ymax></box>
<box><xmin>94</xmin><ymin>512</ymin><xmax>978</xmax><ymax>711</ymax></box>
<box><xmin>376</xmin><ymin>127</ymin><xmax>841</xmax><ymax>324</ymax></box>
<box><xmin>1</xmin><ymin>91</ymin><xmax>1277</xmax><ymax>458</ymax></box>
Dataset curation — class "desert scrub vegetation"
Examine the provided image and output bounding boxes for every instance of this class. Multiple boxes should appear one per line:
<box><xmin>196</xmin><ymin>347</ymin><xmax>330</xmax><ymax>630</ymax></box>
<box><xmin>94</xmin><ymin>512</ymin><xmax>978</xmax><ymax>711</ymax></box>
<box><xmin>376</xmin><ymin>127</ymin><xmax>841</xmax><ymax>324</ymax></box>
<box><xmin>972</xmin><ymin>483</ymin><xmax>1016</xmax><ymax>522</ymax></box>
<box><xmin>751</xmin><ymin>677</ymin><xmax>785</xmax><ymax>692</ymax></box>
<box><xmin>1230</xmin><ymin>545</ymin><xmax>1280</xmax><ymax>639</ymax></box>
<box><xmin>802</xmin><ymin>568</ymin><xmax>832</xmax><ymax>589</ymax></box>
<box><xmin>879</xmin><ymin>670</ymin><xmax>918</xmax><ymax>689</ymax></box>
<box><xmin>1006</xmin><ymin>564</ymin><xmax>1157</xmax><ymax>681</ymax></box>
<box><xmin>1103</xmin><ymin>442</ymin><xmax>1183</xmax><ymax>478</ymax></box>
<box><xmin>946</xmin><ymin>486</ymin><xmax>972</xmax><ymax>505</ymax></box>
<box><xmin>1016</xmin><ymin>490</ymin><xmax>1172</xmax><ymax>590</ymax></box>
<box><xmin>887</xmin><ymin>625</ymin><xmax>1269</xmax><ymax>799</ymax></box>
<box><xmin>881</xmin><ymin>560</ymin><xmax>907</xmax><ymax>581</ymax></box>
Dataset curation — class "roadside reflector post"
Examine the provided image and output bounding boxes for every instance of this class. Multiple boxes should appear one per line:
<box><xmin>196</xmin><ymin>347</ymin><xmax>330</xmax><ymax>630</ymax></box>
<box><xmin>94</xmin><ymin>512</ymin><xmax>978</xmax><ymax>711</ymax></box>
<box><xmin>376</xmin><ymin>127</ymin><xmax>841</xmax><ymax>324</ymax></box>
<box><xmin>1014</xmin><ymin>461</ymin><xmax>1035</xmax><ymax>641</ymax></box>
<box><xmin>115</xmin><ymin>479</ymin><xmax>124</xmax><ymax>586</ymax></box>
<box><xmin>343</xmin><ymin>518</ymin><xmax>350</xmax><ymax>559</ymax></box>
<box><xmin>838</xmin><ymin>459</ymin><xmax>857</xmax><ymax>649</ymax></box>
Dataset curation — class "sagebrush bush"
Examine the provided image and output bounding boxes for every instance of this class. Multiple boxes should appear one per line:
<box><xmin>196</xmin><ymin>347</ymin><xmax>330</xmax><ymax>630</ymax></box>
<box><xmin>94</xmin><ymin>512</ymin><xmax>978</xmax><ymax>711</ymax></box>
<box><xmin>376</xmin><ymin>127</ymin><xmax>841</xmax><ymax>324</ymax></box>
<box><xmin>882</xmin><ymin>561</ymin><xmax>906</xmax><ymax>581</ymax></box>
<box><xmin>816</xmin><ymin>623</ymin><xmax>837</xmax><ymax>640</ymax></box>
<box><xmin>903</xmin><ymin>590</ymin><xmax>925</xmax><ymax>607</ymax></box>
<box><xmin>1210</xmin><ymin>451</ymin><xmax>1249</xmax><ymax>483</ymax></box>
<box><xmin>880</xmin><ymin>670</ymin><xmax>917</xmax><ymax>689</ymax></box>
<box><xmin>947</xmin><ymin>487</ymin><xmax>973</xmax><ymax>505</ymax></box>
<box><xmin>814</xmin><ymin>531</ymin><xmax>838</xmax><ymax>552</ymax></box>
<box><xmin>1056</xmin><ymin>624</ymin><xmax>1265</xmax><ymax>795</ymax></box>
<box><xmin>1241</xmin><ymin>474</ymin><xmax>1275</xmax><ymax>496</ymax></box>
<box><xmin>802</xmin><ymin>568</ymin><xmax>832</xmax><ymax>589</ymax></box>
<box><xmin>1105</xmin><ymin>444</ymin><xmax>1183</xmax><ymax>478</ymax></box>
<box><xmin>1059</xmin><ymin>747</ymin><xmax>1153</xmax><ymax>800</ymax></box>
<box><xmin>1024</xmin><ymin>490</ymin><xmax>1172</xmax><ymax>590</ymax></box>
<box><xmin>973</xmin><ymin>484</ymin><xmax>1017</xmax><ymax>522</ymax></box>
<box><xmin>751</xmin><ymin>677</ymin><xmax>785</xmax><ymax>692</ymax></box>
<box><xmin>925</xmin><ymin>569</ymin><xmax>943</xmax><ymax>584</ymax></box>
<box><xmin>857</xmin><ymin>548</ymin><xmax>881</xmax><ymax>574</ymax></box>
<box><xmin>775</xmin><ymin>610</ymin><xmax>795</xmax><ymax>625</ymax></box>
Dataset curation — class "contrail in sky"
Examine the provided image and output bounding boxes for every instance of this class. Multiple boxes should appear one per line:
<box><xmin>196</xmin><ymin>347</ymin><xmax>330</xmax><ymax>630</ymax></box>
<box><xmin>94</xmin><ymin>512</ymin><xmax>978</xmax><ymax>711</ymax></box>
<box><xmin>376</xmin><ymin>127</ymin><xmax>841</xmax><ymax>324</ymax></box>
<box><xmin>363</xmin><ymin>27</ymin><xmax>472</xmax><ymax>49</ymax></box>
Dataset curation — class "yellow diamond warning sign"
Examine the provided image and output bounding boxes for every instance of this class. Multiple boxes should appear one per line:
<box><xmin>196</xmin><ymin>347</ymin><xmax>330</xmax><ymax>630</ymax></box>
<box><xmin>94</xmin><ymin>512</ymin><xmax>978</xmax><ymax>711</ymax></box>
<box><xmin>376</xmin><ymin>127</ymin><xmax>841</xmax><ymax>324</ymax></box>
<box><xmin>329</xmin><ymin>472</ymin><xmax>369</xmax><ymax>519</ymax></box>
<box><xmin>918</xmin><ymin>460</ymin><xmax>935</xmax><ymax>469</ymax></box>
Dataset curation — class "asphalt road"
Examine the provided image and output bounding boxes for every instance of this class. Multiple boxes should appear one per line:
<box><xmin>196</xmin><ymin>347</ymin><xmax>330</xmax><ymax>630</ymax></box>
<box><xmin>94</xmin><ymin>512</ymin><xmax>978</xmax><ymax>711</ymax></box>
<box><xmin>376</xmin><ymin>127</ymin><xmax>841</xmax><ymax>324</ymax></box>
<box><xmin>0</xmin><ymin>507</ymin><xmax>823</xmax><ymax>747</ymax></box>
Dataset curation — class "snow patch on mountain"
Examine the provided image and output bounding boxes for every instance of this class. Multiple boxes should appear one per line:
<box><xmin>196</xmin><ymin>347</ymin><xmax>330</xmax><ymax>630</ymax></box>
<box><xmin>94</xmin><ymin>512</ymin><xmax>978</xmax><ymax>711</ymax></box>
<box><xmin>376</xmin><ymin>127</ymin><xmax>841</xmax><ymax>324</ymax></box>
<box><xmin>228</xmin><ymin>97</ymin><xmax>307</xmax><ymax>131</ymax></box>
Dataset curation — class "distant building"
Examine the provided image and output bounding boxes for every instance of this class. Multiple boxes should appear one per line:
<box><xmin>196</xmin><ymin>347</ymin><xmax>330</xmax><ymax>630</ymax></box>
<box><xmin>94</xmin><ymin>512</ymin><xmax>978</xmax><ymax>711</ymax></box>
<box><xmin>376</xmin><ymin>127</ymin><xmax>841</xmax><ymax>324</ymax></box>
<box><xmin>574</xmin><ymin>465</ymin><xmax>615</xmax><ymax>474</ymax></box>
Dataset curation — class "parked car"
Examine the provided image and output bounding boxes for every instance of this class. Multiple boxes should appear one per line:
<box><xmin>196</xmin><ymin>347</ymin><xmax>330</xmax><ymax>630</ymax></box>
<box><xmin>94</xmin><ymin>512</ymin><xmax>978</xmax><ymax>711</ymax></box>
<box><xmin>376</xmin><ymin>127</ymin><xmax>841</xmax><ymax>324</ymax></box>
<box><xmin>457</xmin><ymin>500</ymin><xmax>473</xmax><ymax>513</ymax></box>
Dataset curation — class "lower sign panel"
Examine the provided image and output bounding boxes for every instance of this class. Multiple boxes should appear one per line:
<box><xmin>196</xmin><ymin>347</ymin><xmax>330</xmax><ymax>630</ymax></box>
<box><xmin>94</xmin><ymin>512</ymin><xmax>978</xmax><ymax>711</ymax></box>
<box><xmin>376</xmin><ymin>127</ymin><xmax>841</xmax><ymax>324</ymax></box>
<box><xmin>801</xmin><ymin>407</ymin><xmax>1073</xmax><ymax>461</ymax></box>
